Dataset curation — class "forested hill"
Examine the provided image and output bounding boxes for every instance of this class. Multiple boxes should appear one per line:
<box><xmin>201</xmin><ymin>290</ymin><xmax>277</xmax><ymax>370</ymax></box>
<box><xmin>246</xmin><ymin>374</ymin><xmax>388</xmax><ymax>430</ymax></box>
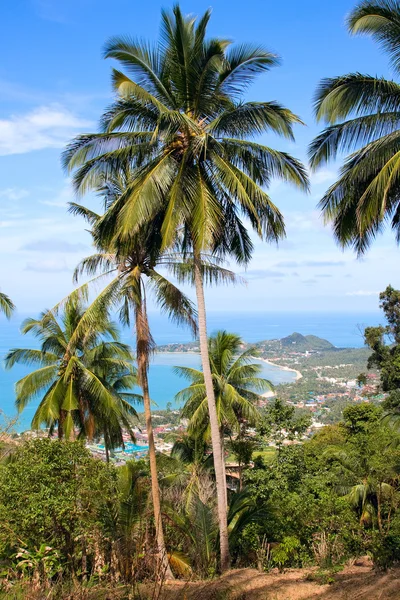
<box><xmin>269</xmin><ymin>332</ymin><xmax>335</xmax><ymax>351</ymax></box>
<box><xmin>157</xmin><ymin>332</ymin><xmax>336</xmax><ymax>354</ymax></box>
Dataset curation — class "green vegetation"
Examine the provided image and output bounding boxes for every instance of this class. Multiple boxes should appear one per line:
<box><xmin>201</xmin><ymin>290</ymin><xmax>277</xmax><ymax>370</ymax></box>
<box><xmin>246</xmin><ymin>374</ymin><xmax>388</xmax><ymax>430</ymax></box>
<box><xmin>309</xmin><ymin>0</ymin><xmax>400</xmax><ymax>254</ymax></box>
<box><xmin>177</xmin><ymin>330</ymin><xmax>271</xmax><ymax>490</ymax></box>
<box><xmin>0</xmin><ymin>292</ymin><xmax>15</xmax><ymax>320</ymax></box>
<box><xmin>62</xmin><ymin>3</ymin><xmax>308</xmax><ymax>573</ymax></box>
<box><xmin>5</xmin><ymin>0</ymin><xmax>400</xmax><ymax>595</ymax></box>
<box><xmin>4</xmin><ymin>298</ymin><xmax>141</xmax><ymax>458</ymax></box>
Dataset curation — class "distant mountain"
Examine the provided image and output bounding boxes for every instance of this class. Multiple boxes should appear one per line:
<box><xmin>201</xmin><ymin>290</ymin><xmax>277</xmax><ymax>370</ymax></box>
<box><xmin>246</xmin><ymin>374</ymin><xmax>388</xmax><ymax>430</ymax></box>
<box><xmin>157</xmin><ymin>332</ymin><xmax>336</xmax><ymax>353</ymax></box>
<box><xmin>280</xmin><ymin>333</ymin><xmax>335</xmax><ymax>351</ymax></box>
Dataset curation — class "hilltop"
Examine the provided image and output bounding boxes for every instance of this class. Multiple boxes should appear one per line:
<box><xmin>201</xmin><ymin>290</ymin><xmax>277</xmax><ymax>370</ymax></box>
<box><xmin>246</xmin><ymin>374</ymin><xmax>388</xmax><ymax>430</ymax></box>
<box><xmin>157</xmin><ymin>332</ymin><xmax>336</xmax><ymax>354</ymax></box>
<box><xmin>254</xmin><ymin>332</ymin><xmax>335</xmax><ymax>353</ymax></box>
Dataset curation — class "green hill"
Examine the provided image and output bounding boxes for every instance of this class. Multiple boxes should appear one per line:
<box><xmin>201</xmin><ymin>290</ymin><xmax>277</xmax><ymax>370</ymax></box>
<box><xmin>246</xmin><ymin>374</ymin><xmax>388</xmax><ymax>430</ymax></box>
<box><xmin>280</xmin><ymin>333</ymin><xmax>335</xmax><ymax>351</ymax></box>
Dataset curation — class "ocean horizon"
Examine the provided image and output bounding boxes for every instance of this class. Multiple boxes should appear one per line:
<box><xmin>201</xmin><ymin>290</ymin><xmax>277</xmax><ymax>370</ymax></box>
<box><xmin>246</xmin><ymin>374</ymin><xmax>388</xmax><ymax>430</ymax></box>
<box><xmin>0</xmin><ymin>310</ymin><xmax>381</xmax><ymax>432</ymax></box>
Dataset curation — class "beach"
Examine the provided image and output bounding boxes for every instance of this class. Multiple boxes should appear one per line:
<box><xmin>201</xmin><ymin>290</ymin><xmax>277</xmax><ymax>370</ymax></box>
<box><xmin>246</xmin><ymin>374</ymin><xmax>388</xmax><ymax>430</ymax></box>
<box><xmin>257</xmin><ymin>357</ymin><xmax>303</xmax><ymax>392</ymax></box>
<box><xmin>260</xmin><ymin>357</ymin><xmax>303</xmax><ymax>381</ymax></box>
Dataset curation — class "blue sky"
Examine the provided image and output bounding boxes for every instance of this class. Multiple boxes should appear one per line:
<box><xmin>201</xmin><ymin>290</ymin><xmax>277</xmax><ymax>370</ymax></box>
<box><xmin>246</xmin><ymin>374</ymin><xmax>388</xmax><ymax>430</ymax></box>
<box><xmin>0</xmin><ymin>0</ymin><xmax>397</xmax><ymax>315</ymax></box>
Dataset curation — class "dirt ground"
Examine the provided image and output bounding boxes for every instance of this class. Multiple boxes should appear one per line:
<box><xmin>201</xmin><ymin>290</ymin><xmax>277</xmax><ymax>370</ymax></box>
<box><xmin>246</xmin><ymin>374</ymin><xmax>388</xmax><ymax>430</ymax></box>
<box><xmin>148</xmin><ymin>558</ymin><xmax>400</xmax><ymax>600</ymax></box>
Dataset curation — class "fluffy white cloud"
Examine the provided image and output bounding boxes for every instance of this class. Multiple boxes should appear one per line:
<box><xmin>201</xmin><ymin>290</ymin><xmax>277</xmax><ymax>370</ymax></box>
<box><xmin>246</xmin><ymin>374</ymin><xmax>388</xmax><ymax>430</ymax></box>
<box><xmin>0</xmin><ymin>105</ymin><xmax>92</xmax><ymax>156</ymax></box>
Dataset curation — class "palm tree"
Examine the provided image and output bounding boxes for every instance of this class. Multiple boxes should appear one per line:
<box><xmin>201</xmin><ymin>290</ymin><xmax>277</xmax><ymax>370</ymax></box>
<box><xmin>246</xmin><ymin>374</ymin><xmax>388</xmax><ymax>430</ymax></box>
<box><xmin>158</xmin><ymin>431</ymin><xmax>213</xmax><ymax>511</ymax></box>
<box><xmin>0</xmin><ymin>292</ymin><xmax>15</xmax><ymax>319</ymax></box>
<box><xmin>309</xmin><ymin>0</ymin><xmax>400</xmax><ymax>253</ymax></box>
<box><xmin>63</xmin><ymin>6</ymin><xmax>308</xmax><ymax>570</ymax></box>
<box><xmin>175</xmin><ymin>331</ymin><xmax>272</xmax><ymax>499</ymax></box>
<box><xmin>65</xmin><ymin>179</ymin><xmax>203</xmax><ymax>580</ymax></box>
<box><xmin>5</xmin><ymin>298</ymin><xmax>140</xmax><ymax>455</ymax></box>
<box><xmin>164</xmin><ymin>487</ymin><xmax>267</xmax><ymax>575</ymax></box>
<box><xmin>331</xmin><ymin>448</ymin><xmax>397</xmax><ymax>533</ymax></box>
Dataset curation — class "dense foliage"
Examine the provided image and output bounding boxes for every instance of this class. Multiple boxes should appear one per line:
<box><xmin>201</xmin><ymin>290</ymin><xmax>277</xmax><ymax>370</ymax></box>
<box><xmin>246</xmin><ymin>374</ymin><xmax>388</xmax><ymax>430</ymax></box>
<box><xmin>4</xmin><ymin>1</ymin><xmax>400</xmax><ymax>594</ymax></box>
<box><xmin>4</xmin><ymin>299</ymin><xmax>141</xmax><ymax>456</ymax></box>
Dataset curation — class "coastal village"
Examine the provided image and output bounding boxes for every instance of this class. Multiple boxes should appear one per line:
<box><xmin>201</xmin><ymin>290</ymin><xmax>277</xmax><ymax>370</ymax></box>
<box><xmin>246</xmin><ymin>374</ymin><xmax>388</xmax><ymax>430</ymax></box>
<box><xmin>3</xmin><ymin>332</ymin><xmax>382</xmax><ymax>467</ymax></box>
<box><xmin>81</xmin><ymin>333</ymin><xmax>383</xmax><ymax>464</ymax></box>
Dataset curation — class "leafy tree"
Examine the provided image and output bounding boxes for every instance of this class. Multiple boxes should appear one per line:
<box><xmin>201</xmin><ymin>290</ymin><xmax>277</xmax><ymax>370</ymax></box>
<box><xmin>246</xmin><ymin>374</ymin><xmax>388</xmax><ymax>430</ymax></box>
<box><xmin>332</xmin><ymin>405</ymin><xmax>400</xmax><ymax>542</ymax></box>
<box><xmin>0</xmin><ymin>439</ymin><xmax>117</xmax><ymax>580</ymax></box>
<box><xmin>66</xmin><ymin>173</ymin><xmax>199</xmax><ymax>580</ymax></box>
<box><xmin>63</xmin><ymin>5</ymin><xmax>309</xmax><ymax>571</ymax></box>
<box><xmin>310</xmin><ymin>0</ymin><xmax>400</xmax><ymax>253</ymax></box>
<box><xmin>341</xmin><ymin>403</ymin><xmax>382</xmax><ymax>436</ymax></box>
<box><xmin>362</xmin><ymin>286</ymin><xmax>400</xmax><ymax>392</ymax></box>
<box><xmin>5</xmin><ymin>299</ymin><xmax>140</xmax><ymax>456</ymax></box>
<box><xmin>0</xmin><ymin>292</ymin><xmax>15</xmax><ymax>319</ymax></box>
<box><xmin>258</xmin><ymin>398</ymin><xmax>311</xmax><ymax>453</ymax></box>
<box><xmin>229</xmin><ymin>437</ymin><xmax>256</xmax><ymax>491</ymax></box>
<box><xmin>159</xmin><ymin>432</ymin><xmax>213</xmax><ymax>511</ymax></box>
<box><xmin>176</xmin><ymin>330</ymin><xmax>271</xmax><ymax>497</ymax></box>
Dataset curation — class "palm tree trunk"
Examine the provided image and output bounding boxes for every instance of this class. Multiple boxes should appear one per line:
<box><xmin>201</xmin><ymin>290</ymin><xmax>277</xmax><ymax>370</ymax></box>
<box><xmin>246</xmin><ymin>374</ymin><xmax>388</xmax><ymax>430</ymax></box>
<box><xmin>193</xmin><ymin>251</ymin><xmax>230</xmax><ymax>573</ymax></box>
<box><xmin>135</xmin><ymin>302</ymin><xmax>174</xmax><ymax>581</ymax></box>
<box><xmin>58</xmin><ymin>410</ymin><xmax>65</xmax><ymax>439</ymax></box>
<box><xmin>220</xmin><ymin>428</ymin><xmax>228</xmax><ymax>507</ymax></box>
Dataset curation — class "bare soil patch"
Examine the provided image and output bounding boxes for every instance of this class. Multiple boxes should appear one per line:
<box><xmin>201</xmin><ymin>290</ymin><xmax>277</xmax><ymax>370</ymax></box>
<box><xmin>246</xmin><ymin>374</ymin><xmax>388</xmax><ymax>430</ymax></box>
<box><xmin>147</xmin><ymin>559</ymin><xmax>400</xmax><ymax>600</ymax></box>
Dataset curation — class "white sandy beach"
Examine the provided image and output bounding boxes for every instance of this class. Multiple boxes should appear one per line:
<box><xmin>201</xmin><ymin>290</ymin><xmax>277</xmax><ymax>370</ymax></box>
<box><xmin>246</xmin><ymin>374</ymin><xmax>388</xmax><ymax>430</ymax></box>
<box><xmin>258</xmin><ymin>358</ymin><xmax>303</xmax><ymax>382</ymax></box>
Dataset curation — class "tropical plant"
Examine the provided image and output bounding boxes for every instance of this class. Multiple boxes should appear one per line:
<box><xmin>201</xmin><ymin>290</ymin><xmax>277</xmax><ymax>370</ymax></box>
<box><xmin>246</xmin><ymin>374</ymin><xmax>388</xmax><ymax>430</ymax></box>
<box><xmin>258</xmin><ymin>397</ymin><xmax>312</xmax><ymax>454</ymax></box>
<box><xmin>4</xmin><ymin>298</ymin><xmax>140</xmax><ymax>457</ymax></box>
<box><xmin>158</xmin><ymin>431</ymin><xmax>213</xmax><ymax>511</ymax></box>
<box><xmin>64</xmin><ymin>173</ymin><xmax>201</xmax><ymax>580</ymax></box>
<box><xmin>111</xmin><ymin>459</ymin><xmax>150</xmax><ymax>580</ymax></box>
<box><xmin>0</xmin><ymin>439</ymin><xmax>118</xmax><ymax>580</ymax></box>
<box><xmin>164</xmin><ymin>486</ymin><xmax>266</xmax><ymax>575</ymax></box>
<box><xmin>0</xmin><ymin>292</ymin><xmax>15</xmax><ymax>319</ymax></box>
<box><xmin>330</xmin><ymin>404</ymin><xmax>400</xmax><ymax>533</ymax></box>
<box><xmin>310</xmin><ymin>0</ymin><xmax>400</xmax><ymax>253</ymax></box>
<box><xmin>176</xmin><ymin>330</ymin><xmax>271</xmax><ymax>497</ymax></box>
<box><xmin>63</xmin><ymin>5</ymin><xmax>308</xmax><ymax>569</ymax></box>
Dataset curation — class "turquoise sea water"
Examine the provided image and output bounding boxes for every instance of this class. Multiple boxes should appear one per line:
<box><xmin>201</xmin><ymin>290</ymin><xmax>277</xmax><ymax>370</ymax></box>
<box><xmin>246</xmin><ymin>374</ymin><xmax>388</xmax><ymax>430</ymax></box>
<box><xmin>0</xmin><ymin>311</ymin><xmax>381</xmax><ymax>431</ymax></box>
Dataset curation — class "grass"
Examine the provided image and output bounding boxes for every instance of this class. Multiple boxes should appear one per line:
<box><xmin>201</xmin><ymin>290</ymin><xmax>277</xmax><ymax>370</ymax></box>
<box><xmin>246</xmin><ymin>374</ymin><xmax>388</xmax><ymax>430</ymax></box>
<box><xmin>253</xmin><ymin>447</ymin><xmax>276</xmax><ymax>462</ymax></box>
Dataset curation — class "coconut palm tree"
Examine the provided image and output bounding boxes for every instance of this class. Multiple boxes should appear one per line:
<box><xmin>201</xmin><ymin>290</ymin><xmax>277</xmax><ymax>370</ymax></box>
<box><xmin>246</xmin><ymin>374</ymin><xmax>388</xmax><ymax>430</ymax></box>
<box><xmin>309</xmin><ymin>0</ymin><xmax>400</xmax><ymax>253</ymax></box>
<box><xmin>158</xmin><ymin>431</ymin><xmax>213</xmax><ymax>512</ymax></box>
<box><xmin>164</xmin><ymin>486</ymin><xmax>267</xmax><ymax>576</ymax></box>
<box><xmin>63</xmin><ymin>6</ymin><xmax>308</xmax><ymax>569</ymax></box>
<box><xmin>65</xmin><ymin>181</ymin><xmax>204</xmax><ymax>580</ymax></box>
<box><xmin>0</xmin><ymin>292</ymin><xmax>15</xmax><ymax>319</ymax></box>
<box><xmin>175</xmin><ymin>331</ymin><xmax>272</xmax><ymax>500</ymax></box>
<box><xmin>5</xmin><ymin>298</ymin><xmax>140</xmax><ymax>456</ymax></box>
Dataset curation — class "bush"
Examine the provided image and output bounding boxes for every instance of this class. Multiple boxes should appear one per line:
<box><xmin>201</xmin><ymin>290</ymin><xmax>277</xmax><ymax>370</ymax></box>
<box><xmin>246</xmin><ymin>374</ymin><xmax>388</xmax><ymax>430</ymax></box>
<box><xmin>0</xmin><ymin>439</ymin><xmax>118</xmax><ymax>583</ymax></box>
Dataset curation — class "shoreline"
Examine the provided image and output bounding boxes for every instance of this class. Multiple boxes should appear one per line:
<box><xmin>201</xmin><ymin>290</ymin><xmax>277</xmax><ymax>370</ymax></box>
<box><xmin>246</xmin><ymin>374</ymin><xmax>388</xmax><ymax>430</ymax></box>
<box><xmin>4</xmin><ymin>352</ymin><xmax>303</xmax><ymax>433</ymax></box>
<box><xmin>257</xmin><ymin>357</ymin><xmax>303</xmax><ymax>382</ymax></box>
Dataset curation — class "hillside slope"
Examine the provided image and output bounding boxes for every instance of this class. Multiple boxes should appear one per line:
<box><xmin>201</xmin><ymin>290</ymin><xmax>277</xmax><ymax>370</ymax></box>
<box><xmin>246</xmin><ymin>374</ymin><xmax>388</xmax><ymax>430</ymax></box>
<box><xmin>152</xmin><ymin>561</ymin><xmax>400</xmax><ymax>599</ymax></box>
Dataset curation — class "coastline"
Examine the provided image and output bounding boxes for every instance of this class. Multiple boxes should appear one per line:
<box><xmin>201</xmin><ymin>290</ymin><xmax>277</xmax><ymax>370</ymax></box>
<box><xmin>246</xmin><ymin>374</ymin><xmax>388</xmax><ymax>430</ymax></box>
<box><xmin>258</xmin><ymin>357</ymin><xmax>303</xmax><ymax>382</ymax></box>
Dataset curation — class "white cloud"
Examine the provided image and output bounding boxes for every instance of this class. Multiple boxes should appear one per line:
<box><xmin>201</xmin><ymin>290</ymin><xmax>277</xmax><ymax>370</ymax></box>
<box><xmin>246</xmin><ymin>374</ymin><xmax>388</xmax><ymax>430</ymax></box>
<box><xmin>25</xmin><ymin>258</ymin><xmax>70</xmax><ymax>273</ymax></box>
<box><xmin>346</xmin><ymin>290</ymin><xmax>380</xmax><ymax>297</ymax></box>
<box><xmin>0</xmin><ymin>105</ymin><xmax>92</xmax><ymax>156</ymax></box>
<box><xmin>285</xmin><ymin>211</ymin><xmax>325</xmax><ymax>232</ymax></box>
<box><xmin>0</xmin><ymin>188</ymin><xmax>29</xmax><ymax>200</ymax></box>
<box><xmin>310</xmin><ymin>169</ymin><xmax>337</xmax><ymax>186</ymax></box>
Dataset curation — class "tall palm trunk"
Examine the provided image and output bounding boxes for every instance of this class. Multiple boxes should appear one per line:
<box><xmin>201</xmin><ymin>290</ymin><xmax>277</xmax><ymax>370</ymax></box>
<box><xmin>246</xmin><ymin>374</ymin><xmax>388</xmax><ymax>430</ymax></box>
<box><xmin>220</xmin><ymin>428</ymin><xmax>228</xmax><ymax>507</ymax></box>
<box><xmin>193</xmin><ymin>252</ymin><xmax>230</xmax><ymax>573</ymax></box>
<box><xmin>135</xmin><ymin>300</ymin><xmax>173</xmax><ymax>580</ymax></box>
<box><xmin>58</xmin><ymin>410</ymin><xmax>65</xmax><ymax>439</ymax></box>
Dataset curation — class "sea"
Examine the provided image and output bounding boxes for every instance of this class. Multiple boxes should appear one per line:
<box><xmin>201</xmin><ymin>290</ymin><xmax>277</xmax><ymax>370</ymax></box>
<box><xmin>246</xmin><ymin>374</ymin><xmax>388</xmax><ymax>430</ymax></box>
<box><xmin>0</xmin><ymin>311</ymin><xmax>381</xmax><ymax>432</ymax></box>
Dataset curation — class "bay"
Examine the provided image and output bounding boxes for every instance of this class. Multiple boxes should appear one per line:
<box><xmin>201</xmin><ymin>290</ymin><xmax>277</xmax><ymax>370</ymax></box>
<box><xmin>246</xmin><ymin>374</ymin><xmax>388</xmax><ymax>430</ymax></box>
<box><xmin>0</xmin><ymin>310</ymin><xmax>380</xmax><ymax>432</ymax></box>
